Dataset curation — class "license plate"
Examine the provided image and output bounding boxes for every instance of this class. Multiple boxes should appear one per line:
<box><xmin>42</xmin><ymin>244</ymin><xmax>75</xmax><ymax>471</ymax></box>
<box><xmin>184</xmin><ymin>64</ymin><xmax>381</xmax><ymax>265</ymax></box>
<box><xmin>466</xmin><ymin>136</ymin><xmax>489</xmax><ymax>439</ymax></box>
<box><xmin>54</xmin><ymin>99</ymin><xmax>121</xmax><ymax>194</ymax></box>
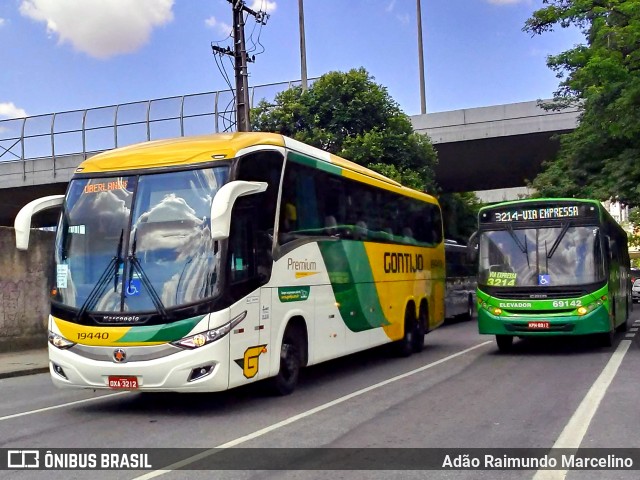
<box><xmin>108</xmin><ymin>376</ymin><xmax>139</xmax><ymax>389</ymax></box>
<box><xmin>528</xmin><ymin>321</ymin><xmax>550</xmax><ymax>329</ymax></box>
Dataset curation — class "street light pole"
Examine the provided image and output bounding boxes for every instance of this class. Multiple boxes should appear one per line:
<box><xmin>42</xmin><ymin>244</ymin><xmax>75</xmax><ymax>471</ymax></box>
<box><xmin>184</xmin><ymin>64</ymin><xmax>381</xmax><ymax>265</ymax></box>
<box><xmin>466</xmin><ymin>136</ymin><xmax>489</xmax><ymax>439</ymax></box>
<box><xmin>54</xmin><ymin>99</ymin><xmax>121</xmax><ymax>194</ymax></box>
<box><xmin>416</xmin><ymin>0</ymin><xmax>426</xmax><ymax>114</ymax></box>
<box><xmin>298</xmin><ymin>0</ymin><xmax>308</xmax><ymax>91</ymax></box>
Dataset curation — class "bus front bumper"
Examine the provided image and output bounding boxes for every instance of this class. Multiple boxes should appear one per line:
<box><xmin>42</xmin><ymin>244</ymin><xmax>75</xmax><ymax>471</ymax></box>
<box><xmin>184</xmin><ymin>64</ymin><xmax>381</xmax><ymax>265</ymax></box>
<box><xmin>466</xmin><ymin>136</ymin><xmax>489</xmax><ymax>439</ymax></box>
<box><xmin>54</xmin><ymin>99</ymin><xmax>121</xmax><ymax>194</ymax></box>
<box><xmin>477</xmin><ymin>308</ymin><xmax>611</xmax><ymax>337</ymax></box>
<box><xmin>47</xmin><ymin>339</ymin><xmax>231</xmax><ymax>393</ymax></box>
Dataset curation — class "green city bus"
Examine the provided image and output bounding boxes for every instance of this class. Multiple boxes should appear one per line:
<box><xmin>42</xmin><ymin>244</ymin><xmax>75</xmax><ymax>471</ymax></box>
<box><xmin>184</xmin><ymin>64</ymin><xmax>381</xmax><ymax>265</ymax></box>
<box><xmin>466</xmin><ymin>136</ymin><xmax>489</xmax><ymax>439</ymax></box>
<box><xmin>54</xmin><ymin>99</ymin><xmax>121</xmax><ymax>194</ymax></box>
<box><xmin>471</xmin><ymin>198</ymin><xmax>631</xmax><ymax>351</ymax></box>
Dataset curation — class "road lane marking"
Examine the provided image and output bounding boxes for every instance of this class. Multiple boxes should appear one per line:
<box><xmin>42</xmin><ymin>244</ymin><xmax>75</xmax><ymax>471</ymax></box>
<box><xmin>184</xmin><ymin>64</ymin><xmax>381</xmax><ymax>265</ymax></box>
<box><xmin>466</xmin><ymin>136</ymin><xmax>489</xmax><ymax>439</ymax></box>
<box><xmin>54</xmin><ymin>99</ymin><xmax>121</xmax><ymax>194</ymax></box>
<box><xmin>625</xmin><ymin>333</ymin><xmax>635</xmax><ymax>338</ymax></box>
<box><xmin>0</xmin><ymin>392</ymin><xmax>128</xmax><ymax>422</ymax></box>
<box><xmin>133</xmin><ymin>341</ymin><xmax>493</xmax><ymax>478</ymax></box>
<box><xmin>532</xmin><ymin>339</ymin><xmax>632</xmax><ymax>480</ymax></box>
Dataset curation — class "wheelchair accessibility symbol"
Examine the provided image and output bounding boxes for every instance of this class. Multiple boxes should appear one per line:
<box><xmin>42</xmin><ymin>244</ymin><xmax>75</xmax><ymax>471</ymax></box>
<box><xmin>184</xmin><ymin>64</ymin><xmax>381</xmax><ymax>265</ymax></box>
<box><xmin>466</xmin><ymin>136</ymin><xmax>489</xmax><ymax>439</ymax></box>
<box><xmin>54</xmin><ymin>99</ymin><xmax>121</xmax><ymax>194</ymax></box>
<box><xmin>126</xmin><ymin>279</ymin><xmax>142</xmax><ymax>296</ymax></box>
<box><xmin>538</xmin><ymin>274</ymin><xmax>551</xmax><ymax>286</ymax></box>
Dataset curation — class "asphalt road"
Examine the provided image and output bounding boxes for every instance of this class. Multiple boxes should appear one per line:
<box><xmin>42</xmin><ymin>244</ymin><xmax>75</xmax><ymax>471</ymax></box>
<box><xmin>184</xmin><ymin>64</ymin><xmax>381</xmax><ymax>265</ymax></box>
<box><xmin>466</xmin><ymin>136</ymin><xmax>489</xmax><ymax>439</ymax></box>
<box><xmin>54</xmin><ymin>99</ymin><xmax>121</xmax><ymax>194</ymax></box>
<box><xmin>2</xmin><ymin>310</ymin><xmax>640</xmax><ymax>480</ymax></box>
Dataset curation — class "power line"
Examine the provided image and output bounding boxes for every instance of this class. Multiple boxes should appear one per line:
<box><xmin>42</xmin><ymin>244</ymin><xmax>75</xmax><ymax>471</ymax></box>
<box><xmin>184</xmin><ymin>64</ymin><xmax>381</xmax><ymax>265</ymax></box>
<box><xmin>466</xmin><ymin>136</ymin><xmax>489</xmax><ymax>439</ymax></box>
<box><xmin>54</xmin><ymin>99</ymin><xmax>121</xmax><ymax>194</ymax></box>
<box><xmin>211</xmin><ymin>0</ymin><xmax>270</xmax><ymax>132</ymax></box>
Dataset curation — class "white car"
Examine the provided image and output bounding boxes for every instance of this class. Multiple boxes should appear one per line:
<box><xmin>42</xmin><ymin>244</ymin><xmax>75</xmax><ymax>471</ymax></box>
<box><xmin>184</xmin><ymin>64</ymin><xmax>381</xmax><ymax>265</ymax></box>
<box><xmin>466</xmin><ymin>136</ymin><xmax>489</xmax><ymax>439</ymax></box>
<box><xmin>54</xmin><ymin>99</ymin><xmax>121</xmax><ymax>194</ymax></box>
<box><xmin>633</xmin><ymin>279</ymin><xmax>640</xmax><ymax>303</ymax></box>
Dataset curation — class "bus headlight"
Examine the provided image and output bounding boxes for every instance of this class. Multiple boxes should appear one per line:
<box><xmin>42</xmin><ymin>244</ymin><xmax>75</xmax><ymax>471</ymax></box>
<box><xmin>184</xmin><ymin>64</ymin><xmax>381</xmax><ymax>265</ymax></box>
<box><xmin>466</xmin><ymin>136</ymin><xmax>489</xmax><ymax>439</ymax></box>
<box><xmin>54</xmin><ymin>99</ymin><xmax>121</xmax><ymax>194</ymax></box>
<box><xmin>492</xmin><ymin>307</ymin><xmax>502</xmax><ymax>316</ymax></box>
<box><xmin>48</xmin><ymin>331</ymin><xmax>75</xmax><ymax>350</ymax></box>
<box><xmin>172</xmin><ymin>311</ymin><xmax>247</xmax><ymax>349</ymax></box>
<box><xmin>577</xmin><ymin>306</ymin><xmax>588</xmax><ymax>316</ymax></box>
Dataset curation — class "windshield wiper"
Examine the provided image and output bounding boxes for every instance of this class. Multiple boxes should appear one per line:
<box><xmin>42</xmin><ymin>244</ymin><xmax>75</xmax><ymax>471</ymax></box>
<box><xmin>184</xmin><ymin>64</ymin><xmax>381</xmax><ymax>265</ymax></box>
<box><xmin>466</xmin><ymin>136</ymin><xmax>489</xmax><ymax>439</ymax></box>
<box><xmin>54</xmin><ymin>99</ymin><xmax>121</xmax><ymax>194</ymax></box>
<box><xmin>127</xmin><ymin>230</ymin><xmax>168</xmax><ymax>319</ymax></box>
<box><xmin>505</xmin><ymin>225</ymin><xmax>530</xmax><ymax>267</ymax></box>
<box><xmin>76</xmin><ymin>229</ymin><xmax>124</xmax><ymax>321</ymax></box>
<box><xmin>547</xmin><ymin>222</ymin><xmax>571</xmax><ymax>259</ymax></box>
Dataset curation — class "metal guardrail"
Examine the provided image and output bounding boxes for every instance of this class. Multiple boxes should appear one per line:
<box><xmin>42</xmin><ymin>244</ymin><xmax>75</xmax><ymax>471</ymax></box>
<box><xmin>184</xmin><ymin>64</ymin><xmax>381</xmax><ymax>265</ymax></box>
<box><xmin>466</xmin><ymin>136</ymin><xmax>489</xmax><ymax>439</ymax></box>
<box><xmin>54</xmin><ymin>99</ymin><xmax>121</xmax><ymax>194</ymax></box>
<box><xmin>0</xmin><ymin>79</ymin><xmax>312</xmax><ymax>178</ymax></box>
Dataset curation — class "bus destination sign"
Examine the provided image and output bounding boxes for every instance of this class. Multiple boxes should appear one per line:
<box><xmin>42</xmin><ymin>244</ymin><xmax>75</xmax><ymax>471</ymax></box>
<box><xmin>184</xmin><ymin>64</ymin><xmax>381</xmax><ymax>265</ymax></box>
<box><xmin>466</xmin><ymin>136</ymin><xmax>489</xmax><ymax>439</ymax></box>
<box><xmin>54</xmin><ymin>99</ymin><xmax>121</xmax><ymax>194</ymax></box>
<box><xmin>481</xmin><ymin>204</ymin><xmax>596</xmax><ymax>223</ymax></box>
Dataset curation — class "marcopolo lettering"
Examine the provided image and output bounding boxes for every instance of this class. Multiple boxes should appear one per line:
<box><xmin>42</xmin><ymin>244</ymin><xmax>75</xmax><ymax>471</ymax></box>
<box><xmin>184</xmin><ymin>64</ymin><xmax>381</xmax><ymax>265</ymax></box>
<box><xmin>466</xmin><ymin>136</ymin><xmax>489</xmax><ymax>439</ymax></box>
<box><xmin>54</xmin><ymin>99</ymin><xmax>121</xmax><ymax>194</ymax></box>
<box><xmin>384</xmin><ymin>252</ymin><xmax>424</xmax><ymax>273</ymax></box>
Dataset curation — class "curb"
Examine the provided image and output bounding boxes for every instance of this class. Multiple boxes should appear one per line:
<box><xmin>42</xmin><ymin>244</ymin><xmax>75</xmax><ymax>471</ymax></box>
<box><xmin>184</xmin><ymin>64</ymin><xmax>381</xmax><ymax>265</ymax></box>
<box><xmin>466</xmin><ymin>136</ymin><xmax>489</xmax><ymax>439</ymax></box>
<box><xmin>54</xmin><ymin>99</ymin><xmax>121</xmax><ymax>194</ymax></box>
<box><xmin>0</xmin><ymin>367</ymin><xmax>50</xmax><ymax>380</ymax></box>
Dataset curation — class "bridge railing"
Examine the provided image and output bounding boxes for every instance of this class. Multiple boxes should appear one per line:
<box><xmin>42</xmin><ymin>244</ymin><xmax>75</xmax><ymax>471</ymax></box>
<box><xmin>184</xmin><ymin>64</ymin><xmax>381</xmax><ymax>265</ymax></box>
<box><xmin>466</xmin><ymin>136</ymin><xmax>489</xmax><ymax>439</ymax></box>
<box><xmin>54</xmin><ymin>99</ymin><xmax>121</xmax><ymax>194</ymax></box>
<box><xmin>0</xmin><ymin>79</ymin><xmax>312</xmax><ymax>177</ymax></box>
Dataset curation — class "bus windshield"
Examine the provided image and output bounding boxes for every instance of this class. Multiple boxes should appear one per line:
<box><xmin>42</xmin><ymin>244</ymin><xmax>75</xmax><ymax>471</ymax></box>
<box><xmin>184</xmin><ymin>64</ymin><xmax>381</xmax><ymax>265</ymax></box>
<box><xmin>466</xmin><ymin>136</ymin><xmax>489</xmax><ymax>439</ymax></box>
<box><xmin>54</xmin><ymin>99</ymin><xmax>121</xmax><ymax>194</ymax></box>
<box><xmin>54</xmin><ymin>166</ymin><xmax>229</xmax><ymax>313</ymax></box>
<box><xmin>478</xmin><ymin>225</ymin><xmax>606</xmax><ymax>287</ymax></box>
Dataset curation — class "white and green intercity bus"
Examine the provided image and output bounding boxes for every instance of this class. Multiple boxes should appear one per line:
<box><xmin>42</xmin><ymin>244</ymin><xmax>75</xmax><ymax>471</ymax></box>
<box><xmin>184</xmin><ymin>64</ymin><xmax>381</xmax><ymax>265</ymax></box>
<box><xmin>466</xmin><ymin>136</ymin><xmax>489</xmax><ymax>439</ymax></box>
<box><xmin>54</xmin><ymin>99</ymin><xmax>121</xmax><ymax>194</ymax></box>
<box><xmin>471</xmin><ymin>198</ymin><xmax>631</xmax><ymax>352</ymax></box>
<box><xmin>15</xmin><ymin>132</ymin><xmax>446</xmax><ymax>394</ymax></box>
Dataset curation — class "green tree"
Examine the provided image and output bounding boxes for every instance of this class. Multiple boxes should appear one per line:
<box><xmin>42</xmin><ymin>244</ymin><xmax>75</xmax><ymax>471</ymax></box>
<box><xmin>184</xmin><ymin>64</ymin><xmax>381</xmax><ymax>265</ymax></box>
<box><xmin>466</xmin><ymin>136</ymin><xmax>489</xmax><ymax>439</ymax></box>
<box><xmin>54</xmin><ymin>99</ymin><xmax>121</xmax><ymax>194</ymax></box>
<box><xmin>252</xmin><ymin>67</ymin><xmax>481</xmax><ymax>241</ymax></box>
<box><xmin>252</xmin><ymin>68</ymin><xmax>438</xmax><ymax>192</ymax></box>
<box><xmin>524</xmin><ymin>0</ymin><xmax>640</xmax><ymax>207</ymax></box>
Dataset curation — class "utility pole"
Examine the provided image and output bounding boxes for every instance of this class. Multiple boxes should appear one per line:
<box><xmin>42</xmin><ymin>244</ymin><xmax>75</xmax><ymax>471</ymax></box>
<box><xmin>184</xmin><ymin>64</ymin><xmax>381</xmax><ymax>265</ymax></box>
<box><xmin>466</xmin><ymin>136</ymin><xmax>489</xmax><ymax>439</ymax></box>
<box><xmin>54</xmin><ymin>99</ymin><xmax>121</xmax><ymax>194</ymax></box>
<box><xmin>416</xmin><ymin>0</ymin><xmax>426</xmax><ymax>114</ymax></box>
<box><xmin>232</xmin><ymin>0</ymin><xmax>250</xmax><ymax>131</ymax></box>
<box><xmin>298</xmin><ymin>0</ymin><xmax>308</xmax><ymax>91</ymax></box>
<box><xmin>212</xmin><ymin>1</ymin><xmax>269</xmax><ymax>132</ymax></box>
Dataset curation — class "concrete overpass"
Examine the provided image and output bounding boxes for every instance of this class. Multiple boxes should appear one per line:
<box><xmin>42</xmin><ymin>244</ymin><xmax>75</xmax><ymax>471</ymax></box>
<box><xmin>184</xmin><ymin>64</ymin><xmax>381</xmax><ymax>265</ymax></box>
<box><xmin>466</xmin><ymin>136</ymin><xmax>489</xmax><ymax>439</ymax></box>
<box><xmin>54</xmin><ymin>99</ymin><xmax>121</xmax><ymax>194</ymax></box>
<box><xmin>411</xmin><ymin>100</ymin><xmax>579</xmax><ymax>200</ymax></box>
<box><xmin>0</xmin><ymin>98</ymin><xmax>579</xmax><ymax>226</ymax></box>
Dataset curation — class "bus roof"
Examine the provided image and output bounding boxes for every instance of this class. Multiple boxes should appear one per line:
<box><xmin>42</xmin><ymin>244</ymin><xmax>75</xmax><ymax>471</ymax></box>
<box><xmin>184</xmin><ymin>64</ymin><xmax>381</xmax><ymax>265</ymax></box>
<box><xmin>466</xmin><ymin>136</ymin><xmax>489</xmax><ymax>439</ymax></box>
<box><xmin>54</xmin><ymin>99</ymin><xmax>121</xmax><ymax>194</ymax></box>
<box><xmin>75</xmin><ymin>132</ymin><xmax>438</xmax><ymax>204</ymax></box>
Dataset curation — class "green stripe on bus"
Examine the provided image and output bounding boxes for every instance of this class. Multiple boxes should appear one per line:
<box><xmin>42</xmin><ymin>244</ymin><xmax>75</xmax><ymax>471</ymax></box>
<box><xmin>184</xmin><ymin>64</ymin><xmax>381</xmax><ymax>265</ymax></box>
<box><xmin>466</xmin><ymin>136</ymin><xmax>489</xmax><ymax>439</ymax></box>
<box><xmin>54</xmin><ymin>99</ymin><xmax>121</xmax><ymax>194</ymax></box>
<box><xmin>319</xmin><ymin>241</ymin><xmax>389</xmax><ymax>332</ymax></box>
<box><xmin>288</xmin><ymin>151</ymin><xmax>342</xmax><ymax>176</ymax></box>
<box><xmin>118</xmin><ymin>315</ymin><xmax>206</xmax><ymax>343</ymax></box>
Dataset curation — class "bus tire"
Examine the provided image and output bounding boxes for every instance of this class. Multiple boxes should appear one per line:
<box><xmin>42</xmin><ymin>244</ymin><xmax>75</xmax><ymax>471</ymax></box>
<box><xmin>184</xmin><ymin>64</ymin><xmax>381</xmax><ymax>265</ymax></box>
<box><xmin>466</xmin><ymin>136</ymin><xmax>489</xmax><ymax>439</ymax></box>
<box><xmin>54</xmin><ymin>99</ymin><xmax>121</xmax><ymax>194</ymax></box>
<box><xmin>495</xmin><ymin>335</ymin><xmax>513</xmax><ymax>352</ymax></box>
<box><xmin>269</xmin><ymin>326</ymin><xmax>303</xmax><ymax>396</ymax></box>
<box><xmin>395</xmin><ymin>308</ymin><xmax>416</xmax><ymax>357</ymax></box>
<box><xmin>461</xmin><ymin>294</ymin><xmax>474</xmax><ymax>321</ymax></box>
<box><xmin>599</xmin><ymin>329</ymin><xmax>614</xmax><ymax>347</ymax></box>
<box><xmin>412</xmin><ymin>304</ymin><xmax>427</xmax><ymax>353</ymax></box>
<box><xmin>616</xmin><ymin>300</ymin><xmax>629</xmax><ymax>332</ymax></box>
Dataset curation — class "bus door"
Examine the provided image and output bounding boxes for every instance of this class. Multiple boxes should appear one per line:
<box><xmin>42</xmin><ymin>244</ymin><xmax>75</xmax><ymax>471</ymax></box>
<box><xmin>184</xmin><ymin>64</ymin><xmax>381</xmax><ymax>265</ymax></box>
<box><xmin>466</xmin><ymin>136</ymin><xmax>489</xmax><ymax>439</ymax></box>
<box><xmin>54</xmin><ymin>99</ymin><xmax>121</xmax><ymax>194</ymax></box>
<box><xmin>226</xmin><ymin>196</ymin><xmax>272</xmax><ymax>387</ymax></box>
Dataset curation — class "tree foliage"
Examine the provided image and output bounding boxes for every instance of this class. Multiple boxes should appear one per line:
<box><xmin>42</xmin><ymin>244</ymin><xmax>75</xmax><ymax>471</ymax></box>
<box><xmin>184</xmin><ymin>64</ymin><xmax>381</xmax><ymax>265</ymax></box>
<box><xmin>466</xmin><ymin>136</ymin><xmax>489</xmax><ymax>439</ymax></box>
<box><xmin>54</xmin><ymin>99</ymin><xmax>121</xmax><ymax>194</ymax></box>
<box><xmin>524</xmin><ymin>0</ymin><xmax>640</xmax><ymax>207</ymax></box>
<box><xmin>252</xmin><ymin>68</ymin><xmax>438</xmax><ymax>193</ymax></box>
<box><xmin>251</xmin><ymin>68</ymin><xmax>481</xmax><ymax>241</ymax></box>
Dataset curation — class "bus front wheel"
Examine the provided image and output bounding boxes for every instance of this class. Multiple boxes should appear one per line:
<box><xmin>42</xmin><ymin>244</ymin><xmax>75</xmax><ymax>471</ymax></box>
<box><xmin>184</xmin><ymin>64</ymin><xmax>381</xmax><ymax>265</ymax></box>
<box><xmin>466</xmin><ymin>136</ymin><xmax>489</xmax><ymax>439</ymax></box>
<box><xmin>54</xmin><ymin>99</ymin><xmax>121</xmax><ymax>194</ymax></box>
<box><xmin>495</xmin><ymin>335</ymin><xmax>513</xmax><ymax>352</ymax></box>
<box><xmin>269</xmin><ymin>327</ymin><xmax>303</xmax><ymax>395</ymax></box>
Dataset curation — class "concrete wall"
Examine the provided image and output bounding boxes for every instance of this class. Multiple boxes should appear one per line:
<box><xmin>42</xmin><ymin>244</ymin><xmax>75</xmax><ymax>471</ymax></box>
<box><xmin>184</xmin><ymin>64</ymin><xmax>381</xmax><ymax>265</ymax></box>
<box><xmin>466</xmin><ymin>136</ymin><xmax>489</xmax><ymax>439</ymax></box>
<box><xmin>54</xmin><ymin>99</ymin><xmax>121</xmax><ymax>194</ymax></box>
<box><xmin>0</xmin><ymin>227</ymin><xmax>55</xmax><ymax>352</ymax></box>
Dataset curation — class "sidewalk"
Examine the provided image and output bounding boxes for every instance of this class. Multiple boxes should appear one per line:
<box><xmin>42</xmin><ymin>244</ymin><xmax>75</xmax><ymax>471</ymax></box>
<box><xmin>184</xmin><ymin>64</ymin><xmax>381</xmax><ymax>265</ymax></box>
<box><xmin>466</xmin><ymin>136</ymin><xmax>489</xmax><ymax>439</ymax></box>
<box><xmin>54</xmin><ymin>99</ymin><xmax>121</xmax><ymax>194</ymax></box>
<box><xmin>0</xmin><ymin>348</ymin><xmax>49</xmax><ymax>379</ymax></box>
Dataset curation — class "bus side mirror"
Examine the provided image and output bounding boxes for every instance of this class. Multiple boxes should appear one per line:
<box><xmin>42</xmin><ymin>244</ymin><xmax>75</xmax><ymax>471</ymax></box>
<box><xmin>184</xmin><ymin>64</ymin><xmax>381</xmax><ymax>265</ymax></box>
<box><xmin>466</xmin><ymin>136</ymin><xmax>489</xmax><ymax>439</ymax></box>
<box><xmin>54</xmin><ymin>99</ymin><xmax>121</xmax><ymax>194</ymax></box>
<box><xmin>210</xmin><ymin>181</ymin><xmax>268</xmax><ymax>240</ymax></box>
<box><xmin>14</xmin><ymin>195</ymin><xmax>65</xmax><ymax>250</ymax></box>
<box><xmin>467</xmin><ymin>230</ymin><xmax>478</xmax><ymax>262</ymax></box>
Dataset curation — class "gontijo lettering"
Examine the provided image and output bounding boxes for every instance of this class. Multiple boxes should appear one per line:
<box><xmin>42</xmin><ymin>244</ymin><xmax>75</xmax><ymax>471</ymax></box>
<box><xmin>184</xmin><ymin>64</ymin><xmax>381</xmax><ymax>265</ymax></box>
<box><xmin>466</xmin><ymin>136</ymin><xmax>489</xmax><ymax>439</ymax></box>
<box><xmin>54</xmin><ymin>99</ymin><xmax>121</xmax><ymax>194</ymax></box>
<box><xmin>384</xmin><ymin>253</ymin><xmax>424</xmax><ymax>273</ymax></box>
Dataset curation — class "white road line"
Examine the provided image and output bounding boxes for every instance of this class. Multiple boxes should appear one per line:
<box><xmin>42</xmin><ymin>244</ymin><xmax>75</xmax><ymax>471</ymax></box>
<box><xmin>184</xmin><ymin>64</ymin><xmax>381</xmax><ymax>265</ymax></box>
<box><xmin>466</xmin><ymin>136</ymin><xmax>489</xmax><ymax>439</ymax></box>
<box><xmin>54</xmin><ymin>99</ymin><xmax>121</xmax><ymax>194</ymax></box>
<box><xmin>628</xmin><ymin>328</ymin><xmax>638</xmax><ymax>332</ymax></box>
<box><xmin>133</xmin><ymin>341</ymin><xmax>493</xmax><ymax>479</ymax></box>
<box><xmin>625</xmin><ymin>333</ymin><xmax>635</xmax><ymax>338</ymax></box>
<box><xmin>532</xmin><ymin>339</ymin><xmax>632</xmax><ymax>480</ymax></box>
<box><xmin>0</xmin><ymin>392</ymin><xmax>128</xmax><ymax>422</ymax></box>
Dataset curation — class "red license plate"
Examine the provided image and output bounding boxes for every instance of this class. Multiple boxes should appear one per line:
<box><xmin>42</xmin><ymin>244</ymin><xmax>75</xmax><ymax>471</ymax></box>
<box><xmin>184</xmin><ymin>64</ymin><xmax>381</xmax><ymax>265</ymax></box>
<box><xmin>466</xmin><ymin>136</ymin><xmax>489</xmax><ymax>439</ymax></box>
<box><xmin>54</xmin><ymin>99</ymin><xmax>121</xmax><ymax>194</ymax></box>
<box><xmin>108</xmin><ymin>376</ymin><xmax>139</xmax><ymax>389</ymax></box>
<box><xmin>528</xmin><ymin>321</ymin><xmax>550</xmax><ymax>329</ymax></box>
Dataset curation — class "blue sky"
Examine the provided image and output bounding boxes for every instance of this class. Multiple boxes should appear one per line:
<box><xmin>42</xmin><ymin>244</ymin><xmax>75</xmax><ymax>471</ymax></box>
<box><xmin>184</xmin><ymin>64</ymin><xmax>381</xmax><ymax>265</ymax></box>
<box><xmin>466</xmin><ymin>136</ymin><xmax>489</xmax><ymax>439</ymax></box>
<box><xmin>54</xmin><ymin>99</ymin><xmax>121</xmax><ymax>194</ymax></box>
<box><xmin>0</xmin><ymin>0</ymin><xmax>585</xmax><ymax>121</ymax></box>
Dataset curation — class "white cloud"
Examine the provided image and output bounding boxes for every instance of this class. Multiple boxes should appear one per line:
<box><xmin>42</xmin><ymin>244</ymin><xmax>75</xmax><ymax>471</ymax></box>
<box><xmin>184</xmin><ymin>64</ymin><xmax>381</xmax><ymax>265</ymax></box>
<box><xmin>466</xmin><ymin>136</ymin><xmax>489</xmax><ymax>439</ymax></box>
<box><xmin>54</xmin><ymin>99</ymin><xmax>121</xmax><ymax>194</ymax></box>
<box><xmin>0</xmin><ymin>102</ymin><xmax>28</xmax><ymax>119</ymax></box>
<box><xmin>386</xmin><ymin>1</ymin><xmax>396</xmax><ymax>13</ymax></box>
<box><xmin>0</xmin><ymin>18</ymin><xmax>6</xmax><ymax>27</ymax></box>
<box><xmin>205</xmin><ymin>16</ymin><xmax>232</xmax><ymax>38</ymax></box>
<box><xmin>249</xmin><ymin>1</ymin><xmax>277</xmax><ymax>14</ymax></box>
<box><xmin>19</xmin><ymin>0</ymin><xmax>175</xmax><ymax>59</ymax></box>
<box><xmin>397</xmin><ymin>13</ymin><xmax>410</xmax><ymax>25</ymax></box>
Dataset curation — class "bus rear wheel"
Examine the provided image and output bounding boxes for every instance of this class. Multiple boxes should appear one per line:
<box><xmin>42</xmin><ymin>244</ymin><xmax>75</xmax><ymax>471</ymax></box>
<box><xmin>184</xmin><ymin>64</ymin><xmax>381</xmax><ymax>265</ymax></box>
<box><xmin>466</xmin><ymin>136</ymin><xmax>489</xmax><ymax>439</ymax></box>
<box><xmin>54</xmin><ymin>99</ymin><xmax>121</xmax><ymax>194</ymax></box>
<box><xmin>395</xmin><ymin>308</ymin><xmax>417</xmax><ymax>357</ymax></box>
<box><xmin>412</xmin><ymin>305</ymin><xmax>427</xmax><ymax>353</ymax></box>
<box><xmin>495</xmin><ymin>335</ymin><xmax>513</xmax><ymax>352</ymax></box>
<box><xmin>269</xmin><ymin>328</ymin><xmax>303</xmax><ymax>395</ymax></box>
